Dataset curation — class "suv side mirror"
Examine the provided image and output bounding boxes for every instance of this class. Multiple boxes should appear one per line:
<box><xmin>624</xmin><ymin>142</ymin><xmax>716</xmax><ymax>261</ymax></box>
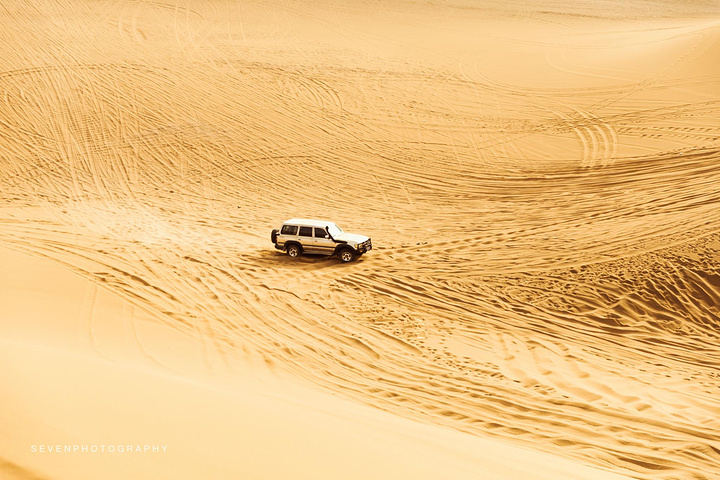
<box><xmin>325</xmin><ymin>235</ymin><xmax>330</xmax><ymax>239</ymax></box>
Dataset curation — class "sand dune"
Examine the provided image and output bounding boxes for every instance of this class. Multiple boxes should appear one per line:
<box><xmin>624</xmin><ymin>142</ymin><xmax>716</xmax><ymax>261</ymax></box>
<box><xmin>1</xmin><ymin>0</ymin><xmax>719</xmax><ymax>479</ymax></box>
<box><xmin>0</xmin><ymin>245</ymin><xmax>633</xmax><ymax>480</ymax></box>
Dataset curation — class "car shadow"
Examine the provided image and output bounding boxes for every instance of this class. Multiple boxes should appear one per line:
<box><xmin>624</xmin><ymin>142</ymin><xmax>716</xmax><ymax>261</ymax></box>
<box><xmin>249</xmin><ymin>248</ymin><xmax>348</xmax><ymax>270</ymax></box>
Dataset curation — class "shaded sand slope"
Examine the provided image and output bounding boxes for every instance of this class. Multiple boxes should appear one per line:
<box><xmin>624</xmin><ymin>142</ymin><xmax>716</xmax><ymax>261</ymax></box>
<box><xmin>1</xmin><ymin>0</ymin><xmax>719</xmax><ymax>479</ymax></box>
<box><xmin>0</xmin><ymin>246</ymin><xmax>631</xmax><ymax>480</ymax></box>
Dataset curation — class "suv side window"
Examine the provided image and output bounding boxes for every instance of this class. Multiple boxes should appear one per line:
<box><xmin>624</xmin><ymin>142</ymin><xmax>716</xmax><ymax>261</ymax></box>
<box><xmin>314</xmin><ymin>227</ymin><xmax>327</xmax><ymax>238</ymax></box>
<box><xmin>298</xmin><ymin>226</ymin><xmax>313</xmax><ymax>237</ymax></box>
<box><xmin>281</xmin><ymin>225</ymin><xmax>298</xmax><ymax>235</ymax></box>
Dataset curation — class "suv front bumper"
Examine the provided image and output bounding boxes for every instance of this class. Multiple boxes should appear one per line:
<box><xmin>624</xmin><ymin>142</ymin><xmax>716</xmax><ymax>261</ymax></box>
<box><xmin>357</xmin><ymin>239</ymin><xmax>372</xmax><ymax>253</ymax></box>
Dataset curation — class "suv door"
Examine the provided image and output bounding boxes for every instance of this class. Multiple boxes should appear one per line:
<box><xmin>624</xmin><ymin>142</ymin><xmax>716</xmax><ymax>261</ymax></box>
<box><xmin>313</xmin><ymin>227</ymin><xmax>335</xmax><ymax>254</ymax></box>
<box><xmin>297</xmin><ymin>225</ymin><xmax>316</xmax><ymax>252</ymax></box>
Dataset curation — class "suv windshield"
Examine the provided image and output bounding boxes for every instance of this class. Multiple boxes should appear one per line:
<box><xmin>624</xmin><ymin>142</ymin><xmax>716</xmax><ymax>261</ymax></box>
<box><xmin>328</xmin><ymin>224</ymin><xmax>343</xmax><ymax>237</ymax></box>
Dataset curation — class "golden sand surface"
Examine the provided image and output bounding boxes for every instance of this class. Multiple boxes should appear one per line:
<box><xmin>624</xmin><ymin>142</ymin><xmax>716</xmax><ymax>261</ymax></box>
<box><xmin>1</xmin><ymin>0</ymin><xmax>719</xmax><ymax>478</ymax></box>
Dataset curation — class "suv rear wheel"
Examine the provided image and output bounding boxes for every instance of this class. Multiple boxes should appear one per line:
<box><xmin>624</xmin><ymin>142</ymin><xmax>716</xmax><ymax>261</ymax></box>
<box><xmin>286</xmin><ymin>243</ymin><xmax>301</xmax><ymax>258</ymax></box>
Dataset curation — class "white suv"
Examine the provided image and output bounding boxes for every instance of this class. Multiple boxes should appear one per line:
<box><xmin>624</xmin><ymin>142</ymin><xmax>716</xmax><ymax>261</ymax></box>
<box><xmin>271</xmin><ymin>219</ymin><xmax>372</xmax><ymax>262</ymax></box>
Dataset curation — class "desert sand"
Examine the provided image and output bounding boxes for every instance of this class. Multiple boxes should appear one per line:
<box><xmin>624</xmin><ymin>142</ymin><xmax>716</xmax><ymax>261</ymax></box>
<box><xmin>1</xmin><ymin>0</ymin><xmax>719</xmax><ymax>479</ymax></box>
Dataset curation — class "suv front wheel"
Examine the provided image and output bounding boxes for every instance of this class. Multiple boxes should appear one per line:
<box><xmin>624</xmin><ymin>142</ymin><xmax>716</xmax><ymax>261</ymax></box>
<box><xmin>339</xmin><ymin>248</ymin><xmax>356</xmax><ymax>263</ymax></box>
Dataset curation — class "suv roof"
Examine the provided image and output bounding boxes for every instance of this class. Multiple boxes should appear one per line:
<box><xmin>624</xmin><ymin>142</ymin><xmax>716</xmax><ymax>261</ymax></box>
<box><xmin>284</xmin><ymin>218</ymin><xmax>337</xmax><ymax>228</ymax></box>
